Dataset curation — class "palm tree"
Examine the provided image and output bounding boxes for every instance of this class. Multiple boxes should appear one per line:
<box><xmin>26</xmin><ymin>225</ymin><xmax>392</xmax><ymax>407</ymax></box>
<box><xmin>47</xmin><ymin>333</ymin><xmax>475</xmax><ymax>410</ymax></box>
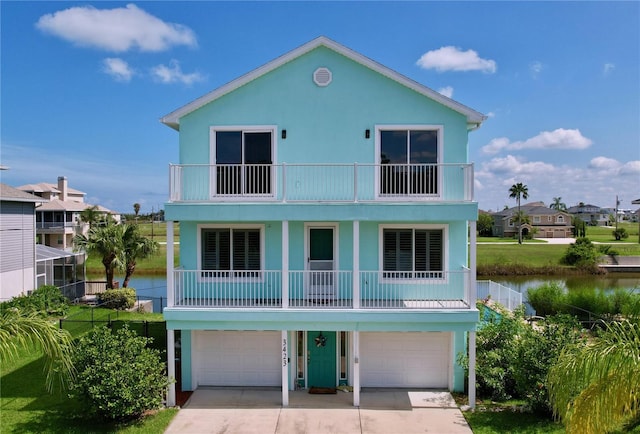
<box><xmin>74</xmin><ymin>222</ymin><xmax>124</xmax><ymax>289</ymax></box>
<box><xmin>550</xmin><ymin>197</ymin><xmax>567</xmax><ymax>211</ymax></box>
<box><xmin>0</xmin><ymin>309</ymin><xmax>75</xmax><ymax>392</ymax></box>
<box><xmin>548</xmin><ymin>320</ymin><xmax>640</xmax><ymax>434</ymax></box>
<box><xmin>508</xmin><ymin>183</ymin><xmax>529</xmax><ymax>244</ymax></box>
<box><xmin>133</xmin><ymin>203</ymin><xmax>141</xmax><ymax>217</ymax></box>
<box><xmin>121</xmin><ymin>224</ymin><xmax>158</xmax><ymax>288</ymax></box>
<box><xmin>79</xmin><ymin>205</ymin><xmax>101</xmax><ymax>229</ymax></box>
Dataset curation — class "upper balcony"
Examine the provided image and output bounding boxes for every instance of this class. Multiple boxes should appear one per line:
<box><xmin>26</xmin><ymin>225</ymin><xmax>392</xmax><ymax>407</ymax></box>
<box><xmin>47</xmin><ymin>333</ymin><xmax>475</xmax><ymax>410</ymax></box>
<box><xmin>169</xmin><ymin>163</ymin><xmax>474</xmax><ymax>203</ymax></box>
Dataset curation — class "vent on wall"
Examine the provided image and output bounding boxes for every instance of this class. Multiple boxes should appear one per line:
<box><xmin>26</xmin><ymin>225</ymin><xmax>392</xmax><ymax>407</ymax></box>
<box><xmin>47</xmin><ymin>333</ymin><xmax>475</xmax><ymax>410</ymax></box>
<box><xmin>313</xmin><ymin>67</ymin><xmax>332</xmax><ymax>86</ymax></box>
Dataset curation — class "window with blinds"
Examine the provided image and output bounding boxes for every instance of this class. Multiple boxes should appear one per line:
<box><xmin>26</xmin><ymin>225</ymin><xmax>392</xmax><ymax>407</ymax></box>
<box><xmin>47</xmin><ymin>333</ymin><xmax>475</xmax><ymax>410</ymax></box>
<box><xmin>383</xmin><ymin>228</ymin><xmax>443</xmax><ymax>278</ymax></box>
<box><xmin>201</xmin><ymin>228</ymin><xmax>261</xmax><ymax>277</ymax></box>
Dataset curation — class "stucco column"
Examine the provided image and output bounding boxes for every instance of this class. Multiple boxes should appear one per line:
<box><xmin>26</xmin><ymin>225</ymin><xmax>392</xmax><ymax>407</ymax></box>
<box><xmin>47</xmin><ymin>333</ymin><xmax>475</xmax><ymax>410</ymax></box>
<box><xmin>352</xmin><ymin>331</ymin><xmax>360</xmax><ymax>407</ymax></box>
<box><xmin>282</xmin><ymin>221</ymin><xmax>289</xmax><ymax>308</ymax></box>
<box><xmin>281</xmin><ymin>330</ymin><xmax>289</xmax><ymax>406</ymax></box>
<box><xmin>166</xmin><ymin>329</ymin><xmax>176</xmax><ymax>407</ymax></box>
<box><xmin>469</xmin><ymin>220</ymin><xmax>477</xmax><ymax>304</ymax></box>
<box><xmin>469</xmin><ymin>331</ymin><xmax>476</xmax><ymax>409</ymax></box>
<box><xmin>352</xmin><ymin>220</ymin><xmax>360</xmax><ymax>309</ymax></box>
<box><xmin>166</xmin><ymin>221</ymin><xmax>174</xmax><ymax>308</ymax></box>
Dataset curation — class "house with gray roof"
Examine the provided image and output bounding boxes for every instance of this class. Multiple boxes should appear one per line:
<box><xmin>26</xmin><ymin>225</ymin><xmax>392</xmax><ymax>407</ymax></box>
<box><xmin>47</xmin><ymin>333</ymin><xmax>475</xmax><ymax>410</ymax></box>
<box><xmin>491</xmin><ymin>201</ymin><xmax>573</xmax><ymax>239</ymax></box>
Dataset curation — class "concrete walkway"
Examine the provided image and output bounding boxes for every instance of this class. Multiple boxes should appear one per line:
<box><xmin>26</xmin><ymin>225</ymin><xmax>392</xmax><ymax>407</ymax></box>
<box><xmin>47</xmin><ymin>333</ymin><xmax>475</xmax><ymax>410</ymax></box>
<box><xmin>164</xmin><ymin>388</ymin><xmax>473</xmax><ymax>434</ymax></box>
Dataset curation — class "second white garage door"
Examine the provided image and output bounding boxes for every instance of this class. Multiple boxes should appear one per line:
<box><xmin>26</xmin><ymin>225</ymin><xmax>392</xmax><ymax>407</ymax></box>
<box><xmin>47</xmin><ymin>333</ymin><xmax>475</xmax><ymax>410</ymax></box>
<box><xmin>194</xmin><ymin>331</ymin><xmax>281</xmax><ymax>387</ymax></box>
<box><xmin>360</xmin><ymin>332</ymin><xmax>450</xmax><ymax>388</ymax></box>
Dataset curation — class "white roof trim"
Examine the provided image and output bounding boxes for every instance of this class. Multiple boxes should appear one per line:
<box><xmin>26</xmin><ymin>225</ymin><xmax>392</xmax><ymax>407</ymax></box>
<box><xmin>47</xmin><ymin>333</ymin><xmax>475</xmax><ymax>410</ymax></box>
<box><xmin>160</xmin><ymin>36</ymin><xmax>487</xmax><ymax>130</ymax></box>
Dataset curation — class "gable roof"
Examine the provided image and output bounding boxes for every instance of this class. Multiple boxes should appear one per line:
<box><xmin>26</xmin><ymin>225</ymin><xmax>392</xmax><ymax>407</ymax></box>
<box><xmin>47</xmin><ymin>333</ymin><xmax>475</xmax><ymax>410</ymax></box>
<box><xmin>492</xmin><ymin>203</ymin><xmax>571</xmax><ymax>218</ymax></box>
<box><xmin>0</xmin><ymin>183</ymin><xmax>46</xmax><ymax>203</ymax></box>
<box><xmin>161</xmin><ymin>36</ymin><xmax>487</xmax><ymax>131</ymax></box>
<box><xmin>17</xmin><ymin>182</ymin><xmax>85</xmax><ymax>197</ymax></box>
<box><xmin>36</xmin><ymin>199</ymin><xmax>115</xmax><ymax>214</ymax></box>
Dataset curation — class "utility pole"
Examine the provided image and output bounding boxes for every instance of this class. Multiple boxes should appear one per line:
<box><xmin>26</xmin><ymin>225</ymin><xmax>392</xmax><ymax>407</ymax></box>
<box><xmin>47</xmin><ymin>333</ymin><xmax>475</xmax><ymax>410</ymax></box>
<box><xmin>151</xmin><ymin>206</ymin><xmax>154</xmax><ymax>240</ymax></box>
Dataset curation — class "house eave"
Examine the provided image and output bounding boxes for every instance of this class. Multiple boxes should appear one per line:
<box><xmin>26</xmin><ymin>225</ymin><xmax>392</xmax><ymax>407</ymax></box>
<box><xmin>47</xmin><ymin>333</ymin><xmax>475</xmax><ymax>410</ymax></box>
<box><xmin>160</xmin><ymin>36</ymin><xmax>487</xmax><ymax>131</ymax></box>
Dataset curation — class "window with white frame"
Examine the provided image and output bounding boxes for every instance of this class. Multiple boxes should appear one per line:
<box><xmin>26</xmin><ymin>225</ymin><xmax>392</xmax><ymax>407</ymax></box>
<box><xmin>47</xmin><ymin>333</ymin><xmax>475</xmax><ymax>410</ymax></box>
<box><xmin>201</xmin><ymin>227</ymin><xmax>261</xmax><ymax>277</ymax></box>
<box><xmin>213</xmin><ymin>128</ymin><xmax>274</xmax><ymax>195</ymax></box>
<box><xmin>556</xmin><ymin>215</ymin><xmax>565</xmax><ymax>223</ymax></box>
<box><xmin>382</xmin><ymin>227</ymin><xmax>444</xmax><ymax>278</ymax></box>
<box><xmin>533</xmin><ymin>216</ymin><xmax>541</xmax><ymax>223</ymax></box>
<box><xmin>378</xmin><ymin>128</ymin><xmax>440</xmax><ymax>196</ymax></box>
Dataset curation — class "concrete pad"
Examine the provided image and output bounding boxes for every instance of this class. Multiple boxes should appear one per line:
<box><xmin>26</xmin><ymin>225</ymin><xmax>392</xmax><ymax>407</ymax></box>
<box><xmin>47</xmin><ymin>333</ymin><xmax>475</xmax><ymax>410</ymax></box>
<box><xmin>164</xmin><ymin>408</ymin><xmax>281</xmax><ymax>433</ymax></box>
<box><xmin>360</xmin><ymin>408</ymin><xmax>472</xmax><ymax>434</ymax></box>
<box><xmin>276</xmin><ymin>408</ymin><xmax>362</xmax><ymax>434</ymax></box>
<box><xmin>408</xmin><ymin>391</ymin><xmax>457</xmax><ymax>408</ymax></box>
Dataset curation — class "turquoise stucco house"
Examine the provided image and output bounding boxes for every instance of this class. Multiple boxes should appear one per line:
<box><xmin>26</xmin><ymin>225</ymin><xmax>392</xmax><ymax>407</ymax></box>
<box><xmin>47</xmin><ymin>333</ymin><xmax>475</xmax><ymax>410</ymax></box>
<box><xmin>161</xmin><ymin>36</ymin><xmax>486</xmax><ymax>407</ymax></box>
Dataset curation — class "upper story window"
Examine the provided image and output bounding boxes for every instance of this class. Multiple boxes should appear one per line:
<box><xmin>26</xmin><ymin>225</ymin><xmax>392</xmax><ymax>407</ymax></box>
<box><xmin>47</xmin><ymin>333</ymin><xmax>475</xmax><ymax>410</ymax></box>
<box><xmin>377</xmin><ymin>127</ymin><xmax>441</xmax><ymax>196</ymax></box>
<box><xmin>556</xmin><ymin>215</ymin><xmax>565</xmax><ymax>223</ymax></box>
<box><xmin>200</xmin><ymin>226</ymin><xmax>262</xmax><ymax>278</ymax></box>
<box><xmin>381</xmin><ymin>226</ymin><xmax>444</xmax><ymax>279</ymax></box>
<box><xmin>212</xmin><ymin>128</ymin><xmax>274</xmax><ymax>196</ymax></box>
<box><xmin>533</xmin><ymin>216</ymin><xmax>541</xmax><ymax>223</ymax></box>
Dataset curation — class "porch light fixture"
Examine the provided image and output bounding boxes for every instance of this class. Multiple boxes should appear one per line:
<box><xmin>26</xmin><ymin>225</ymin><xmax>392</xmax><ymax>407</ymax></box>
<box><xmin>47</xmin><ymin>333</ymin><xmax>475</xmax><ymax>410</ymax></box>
<box><xmin>365</xmin><ymin>129</ymin><xmax>370</xmax><ymax>139</ymax></box>
<box><xmin>282</xmin><ymin>129</ymin><xmax>287</xmax><ymax>139</ymax></box>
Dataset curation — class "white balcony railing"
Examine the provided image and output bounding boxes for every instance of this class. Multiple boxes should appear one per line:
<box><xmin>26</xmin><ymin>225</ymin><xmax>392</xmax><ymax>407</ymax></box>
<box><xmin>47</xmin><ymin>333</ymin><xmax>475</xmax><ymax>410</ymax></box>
<box><xmin>476</xmin><ymin>280</ymin><xmax>523</xmax><ymax>311</ymax></box>
<box><xmin>169</xmin><ymin>163</ymin><xmax>474</xmax><ymax>203</ymax></box>
<box><xmin>171</xmin><ymin>269</ymin><xmax>471</xmax><ymax>309</ymax></box>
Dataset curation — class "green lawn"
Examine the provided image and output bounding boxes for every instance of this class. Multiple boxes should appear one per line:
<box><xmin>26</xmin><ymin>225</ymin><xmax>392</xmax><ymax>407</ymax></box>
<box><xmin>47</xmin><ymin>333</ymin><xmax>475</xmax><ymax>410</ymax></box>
<box><xmin>0</xmin><ymin>308</ymin><xmax>176</xmax><ymax>433</ymax></box>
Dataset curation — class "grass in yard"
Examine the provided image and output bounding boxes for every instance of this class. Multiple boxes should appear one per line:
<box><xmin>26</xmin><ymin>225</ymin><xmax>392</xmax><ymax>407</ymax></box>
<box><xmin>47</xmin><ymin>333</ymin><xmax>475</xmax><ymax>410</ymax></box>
<box><xmin>463</xmin><ymin>409</ymin><xmax>565</xmax><ymax>434</ymax></box>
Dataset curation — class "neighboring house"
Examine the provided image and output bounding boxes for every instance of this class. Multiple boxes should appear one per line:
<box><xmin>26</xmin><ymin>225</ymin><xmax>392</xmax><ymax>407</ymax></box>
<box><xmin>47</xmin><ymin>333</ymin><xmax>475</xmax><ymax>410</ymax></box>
<box><xmin>492</xmin><ymin>202</ymin><xmax>573</xmax><ymax>238</ymax></box>
<box><xmin>36</xmin><ymin>244</ymin><xmax>86</xmax><ymax>300</ymax></box>
<box><xmin>566</xmin><ymin>203</ymin><xmax>610</xmax><ymax>226</ymax></box>
<box><xmin>161</xmin><ymin>37</ymin><xmax>486</xmax><ymax>408</ymax></box>
<box><xmin>18</xmin><ymin>176</ymin><xmax>119</xmax><ymax>250</ymax></box>
<box><xmin>0</xmin><ymin>183</ymin><xmax>45</xmax><ymax>300</ymax></box>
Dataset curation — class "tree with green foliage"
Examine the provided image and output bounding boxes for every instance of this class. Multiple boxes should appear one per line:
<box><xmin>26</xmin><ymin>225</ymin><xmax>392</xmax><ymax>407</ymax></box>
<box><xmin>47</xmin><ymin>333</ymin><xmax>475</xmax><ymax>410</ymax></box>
<box><xmin>0</xmin><ymin>308</ymin><xmax>75</xmax><ymax>392</ymax></box>
<box><xmin>550</xmin><ymin>197</ymin><xmax>567</xmax><ymax>211</ymax></box>
<box><xmin>612</xmin><ymin>227</ymin><xmax>629</xmax><ymax>241</ymax></box>
<box><xmin>74</xmin><ymin>222</ymin><xmax>124</xmax><ymax>289</ymax></box>
<box><xmin>477</xmin><ymin>213</ymin><xmax>494</xmax><ymax>237</ymax></box>
<box><xmin>561</xmin><ymin>237</ymin><xmax>599</xmax><ymax>270</ymax></box>
<box><xmin>572</xmin><ymin>216</ymin><xmax>587</xmax><ymax>237</ymax></box>
<box><xmin>509</xmin><ymin>183</ymin><xmax>529</xmax><ymax>244</ymax></box>
<box><xmin>133</xmin><ymin>203</ymin><xmax>141</xmax><ymax>216</ymax></box>
<box><xmin>70</xmin><ymin>325</ymin><xmax>170</xmax><ymax>421</ymax></box>
<box><xmin>548</xmin><ymin>320</ymin><xmax>640</xmax><ymax>434</ymax></box>
<box><xmin>79</xmin><ymin>205</ymin><xmax>102</xmax><ymax>229</ymax></box>
<box><xmin>121</xmin><ymin>224</ymin><xmax>158</xmax><ymax>288</ymax></box>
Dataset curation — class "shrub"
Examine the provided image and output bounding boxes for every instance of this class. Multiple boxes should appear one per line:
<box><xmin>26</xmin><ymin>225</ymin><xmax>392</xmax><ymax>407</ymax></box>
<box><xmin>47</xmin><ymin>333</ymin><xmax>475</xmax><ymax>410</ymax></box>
<box><xmin>612</xmin><ymin>227</ymin><xmax>629</xmax><ymax>240</ymax></box>
<box><xmin>513</xmin><ymin>315</ymin><xmax>583</xmax><ymax>413</ymax></box>
<box><xmin>70</xmin><ymin>325</ymin><xmax>170</xmax><ymax>421</ymax></box>
<box><xmin>0</xmin><ymin>285</ymin><xmax>69</xmax><ymax>316</ymax></box>
<box><xmin>561</xmin><ymin>237</ymin><xmax>599</xmax><ymax>270</ymax></box>
<box><xmin>526</xmin><ymin>282</ymin><xmax>564</xmax><ymax>316</ymax></box>
<box><xmin>98</xmin><ymin>288</ymin><xmax>136</xmax><ymax>310</ymax></box>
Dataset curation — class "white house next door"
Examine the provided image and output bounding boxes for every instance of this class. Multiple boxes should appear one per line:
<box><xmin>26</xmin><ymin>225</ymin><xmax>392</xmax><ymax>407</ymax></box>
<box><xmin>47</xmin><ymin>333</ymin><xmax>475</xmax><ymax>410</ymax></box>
<box><xmin>305</xmin><ymin>225</ymin><xmax>337</xmax><ymax>302</ymax></box>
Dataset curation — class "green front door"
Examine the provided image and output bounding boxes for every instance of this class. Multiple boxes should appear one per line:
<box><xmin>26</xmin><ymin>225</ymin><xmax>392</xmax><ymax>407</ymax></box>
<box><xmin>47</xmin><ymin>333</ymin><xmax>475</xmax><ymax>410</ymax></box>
<box><xmin>307</xmin><ymin>331</ymin><xmax>336</xmax><ymax>388</ymax></box>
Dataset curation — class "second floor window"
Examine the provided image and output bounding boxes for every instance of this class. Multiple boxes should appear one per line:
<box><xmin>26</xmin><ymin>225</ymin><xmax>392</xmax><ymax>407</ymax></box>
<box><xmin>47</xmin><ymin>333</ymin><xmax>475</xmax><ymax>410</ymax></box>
<box><xmin>383</xmin><ymin>228</ymin><xmax>443</xmax><ymax>279</ymax></box>
<box><xmin>379</xmin><ymin>129</ymin><xmax>439</xmax><ymax>196</ymax></box>
<box><xmin>201</xmin><ymin>228</ymin><xmax>261</xmax><ymax>277</ymax></box>
<box><xmin>215</xmin><ymin>130</ymin><xmax>273</xmax><ymax>195</ymax></box>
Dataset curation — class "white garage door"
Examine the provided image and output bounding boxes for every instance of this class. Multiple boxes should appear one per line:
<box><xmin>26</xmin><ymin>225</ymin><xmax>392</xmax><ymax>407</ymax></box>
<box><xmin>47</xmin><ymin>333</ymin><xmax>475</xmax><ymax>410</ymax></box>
<box><xmin>360</xmin><ymin>332</ymin><xmax>450</xmax><ymax>388</ymax></box>
<box><xmin>194</xmin><ymin>331</ymin><xmax>281</xmax><ymax>387</ymax></box>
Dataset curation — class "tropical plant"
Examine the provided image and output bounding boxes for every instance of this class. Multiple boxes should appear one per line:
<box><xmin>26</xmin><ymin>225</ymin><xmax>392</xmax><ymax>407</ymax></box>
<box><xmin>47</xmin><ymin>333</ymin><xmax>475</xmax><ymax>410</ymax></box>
<box><xmin>509</xmin><ymin>183</ymin><xmax>529</xmax><ymax>244</ymax></box>
<box><xmin>550</xmin><ymin>197</ymin><xmax>567</xmax><ymax>211</ymax></box>
<box><xmin>561</xmin><ymin>237</ymin><xmax>599</xmax><ymax>270</ymax></box>
<box><xmin>0</xmin><ymin>308</ymin><xmax>75</xmax><ymax>392</ymax></box>
<box><xmin>612</xmin><ymin>227</ymin><xmax>629</xmax><ymax>240</ymax></box>
<box><xmin>121</xmin><ymin>224</ymin><xmax>159</xmax><ymax>288</ymax></box>
<box><xmin>2</xmin><ymin>285</ymin><xmax>69</xmax><ymax>316</ymax></box>
<box><xmin>133</xmin><ymin>202</ymin><xmax>141</xmax><ymax>216</ymax></box>
<box><xmin>97</xmin><ymin>288</ymin><xmax>136</xmax><ymax>310</ymax></box>
<box><xmin>548</xmin><ymin>320</ymin><xmax>640</xmax><ymax>434</ymax></box>
<box><xmin>79</xmin><ymin>205</ymin><xmax>102</xmax><ymax>229</ymax></box>
<box><xmin>74</xmin><ymin>222</ymin><xmax>124</xmax><ymax>289</ymax></box>
<box><xmin>70</xmin><ymin>325</ymin><xmax>170</xmax><ymax>421</ymax></box>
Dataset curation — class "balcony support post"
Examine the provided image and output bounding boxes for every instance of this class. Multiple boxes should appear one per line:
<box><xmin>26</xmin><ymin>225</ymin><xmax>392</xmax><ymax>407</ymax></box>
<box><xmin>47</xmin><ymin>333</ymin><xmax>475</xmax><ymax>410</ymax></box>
<box><xmin>166</xmin><ymin>329</ymin><xmax>176</xmax><ymax>407</ymax></box>
<box><xmin>469</xmin><ymin>220</ymin><xmax>477</xmax><ymax>305</ymax></box>
<box><xmin>352</xmin><ymin>331</ymin><xmax>360</xmax><ymax>407</ymax></box>
<box><xmin>469</xmin><ymin>330</ymin><xmax>476</xmax><ymax>409</ymax></box>
<box><xmin>281</xmin><ymin>330</ymin><xmax>289</xmax><ymax>406</ymax></box>
<box><xmin>167</xmin><ymin>221</ymin><xmax>174</xmax><ymax>307</ymax></box>
<box><xmin>282</xmin><ymin>220</ymin><xmax>289</xmax><ymax>308</ymax></box>
<box><xmin>352</xmin><ymin>220</ymin><xmax>360</xmax><ymax>309</ymax></box>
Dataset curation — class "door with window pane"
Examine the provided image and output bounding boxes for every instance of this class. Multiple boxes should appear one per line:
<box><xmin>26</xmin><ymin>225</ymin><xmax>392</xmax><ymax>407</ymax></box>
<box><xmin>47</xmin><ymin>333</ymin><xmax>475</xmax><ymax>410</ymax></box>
<box><xmin>306</xmin><ymin>227</ymin><xmax>335</xmax><ymax>301</ymax></box>
<box><xmin>215</xmin><ymin>130</ymin><xmax>272</xmax><ymax>196</ymax></box>
<box><xmin>379</xmin><ymin>130</ymin><xmax>438</xmax><ymax>196</ymax></box>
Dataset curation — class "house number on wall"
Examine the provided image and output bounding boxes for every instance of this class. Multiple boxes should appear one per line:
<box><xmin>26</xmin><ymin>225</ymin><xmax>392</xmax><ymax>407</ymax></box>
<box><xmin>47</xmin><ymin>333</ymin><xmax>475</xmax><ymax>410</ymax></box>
<box><xmin>282</xmin><ymin>338</ymin><xmax>287</xmax><ymax>367</ymax></box>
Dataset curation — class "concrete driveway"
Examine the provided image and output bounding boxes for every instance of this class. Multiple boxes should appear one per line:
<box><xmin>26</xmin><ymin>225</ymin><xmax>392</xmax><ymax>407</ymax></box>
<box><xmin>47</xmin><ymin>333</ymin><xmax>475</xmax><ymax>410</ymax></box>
<box><xmin>164</xmin><ymin>388</ymin><xmax>473</xmax><ymax>434</ymax></box>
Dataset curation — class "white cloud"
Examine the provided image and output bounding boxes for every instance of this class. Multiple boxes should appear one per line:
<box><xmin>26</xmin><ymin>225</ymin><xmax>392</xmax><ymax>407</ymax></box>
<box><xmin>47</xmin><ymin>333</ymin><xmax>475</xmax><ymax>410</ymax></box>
<box><xmin>481</xmin><ymin>128</ymin><xmax>593</xmax><ymax>155</ymax></box>
<box><xmin>589</xmin><ymin>157</ymin><xmax>640</xmax><ymax>175</ymax></box>
<box><xmin>36</xmin><ymin>4</ymin><xmax>197</xmax><ymax>52</ymax></box>
<box><xmin>482</xmin><ymin>155</ymin><xmax>555</xmax><ymax>175</ymax></box>
<box><xmin>603</xmin><ymin>63</ymin><xmax>615</xmax><ymax>76</ymax></box>
<box><xmin>530</xmin><ymin>61</ymin><xmax>543</xmax><ymax>78</ymax></box>
<box><xmin>589</xmin><ymin>156</ymin><xmax>620</xmax><ymax>170</ymax></box>
<box><xmin>437</xmin><ymin>86</ymin><xmax>454</xmax><ymax>98</ymax></box>
<box><xmin>102</xmin><ymin>57</ymin><xmax>134</xmax><ymax>81</ymax></box>
<box><xmin>150</xmin><ymin>60</ymin><xmax>205</xmax><ymax>85</ymax></box>
<box><xmin>416</xmin><ymin>46</ymin><xmax>496</xmax><ymax>73</ymax></box>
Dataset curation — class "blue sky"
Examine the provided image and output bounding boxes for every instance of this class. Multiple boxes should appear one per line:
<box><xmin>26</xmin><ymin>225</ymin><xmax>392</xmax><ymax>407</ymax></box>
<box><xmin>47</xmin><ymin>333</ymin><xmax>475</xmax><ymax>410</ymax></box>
<box><xmin>1</xmin><ymin>1</ymin><xmax>638</xmax><ymax>214</ymax></box>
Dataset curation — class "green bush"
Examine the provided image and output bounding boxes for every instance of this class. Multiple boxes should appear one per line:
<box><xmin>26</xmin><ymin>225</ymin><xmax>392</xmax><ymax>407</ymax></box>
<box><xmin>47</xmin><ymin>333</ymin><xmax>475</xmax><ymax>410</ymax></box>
<box><xmin>0</xmin><ymin>285</ymin><xmax>69</xmax><ymax>316</ymax></box>
<box><xmin>561</xmin><ymin>237</ymin><xmax>599</xmax><ymax>270</ymax></box>
<box><xmin>612</xmin><ymin>227</ymin><xmax>629</xmax><ymax>240</ymax></box>
<box><xmin>70</xmin><ymin>325</ymin><xmax>170</xmax><ymax>421</ymax></box>
<box><xmin>98</xmin><ymin>288</ymin><xmax>136</xmax><ymax>310</ymax></box>
<box><xmin>513</xmin><ymin>315</ymin><xmax>583</xmax><ymax>413</ymax></box>
<box><xmin>526</xmin><ymin>282</ymin><xmax>564</xmax><ymax>316</ymax></box>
